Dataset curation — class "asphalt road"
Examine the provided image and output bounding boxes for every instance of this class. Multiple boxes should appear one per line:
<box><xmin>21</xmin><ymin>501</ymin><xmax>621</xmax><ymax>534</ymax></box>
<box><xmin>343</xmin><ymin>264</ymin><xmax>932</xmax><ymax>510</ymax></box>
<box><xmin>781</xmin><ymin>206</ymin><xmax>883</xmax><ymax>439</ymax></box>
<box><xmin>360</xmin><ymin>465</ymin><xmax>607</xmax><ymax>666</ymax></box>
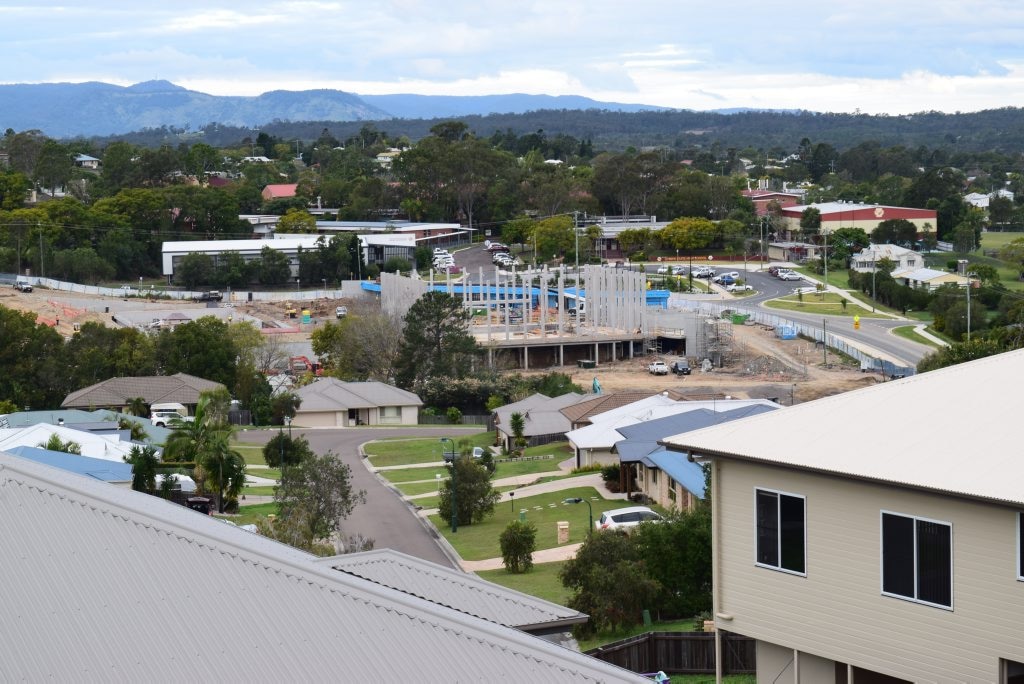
<box><xmin>237</xmin><ymin>426</ymin><xmax>484</xmax><ymax>569</ymax></box>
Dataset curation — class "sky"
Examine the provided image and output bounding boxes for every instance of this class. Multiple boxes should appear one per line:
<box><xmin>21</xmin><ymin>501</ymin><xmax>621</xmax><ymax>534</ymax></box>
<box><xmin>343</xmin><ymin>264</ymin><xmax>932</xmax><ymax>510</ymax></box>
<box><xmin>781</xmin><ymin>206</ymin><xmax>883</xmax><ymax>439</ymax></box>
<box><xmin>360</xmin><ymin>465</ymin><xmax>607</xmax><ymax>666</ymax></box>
<box><xmin>4</xmin><ymin>1</ymin><xmax>1024</xmax><ymax>114</ymax></box>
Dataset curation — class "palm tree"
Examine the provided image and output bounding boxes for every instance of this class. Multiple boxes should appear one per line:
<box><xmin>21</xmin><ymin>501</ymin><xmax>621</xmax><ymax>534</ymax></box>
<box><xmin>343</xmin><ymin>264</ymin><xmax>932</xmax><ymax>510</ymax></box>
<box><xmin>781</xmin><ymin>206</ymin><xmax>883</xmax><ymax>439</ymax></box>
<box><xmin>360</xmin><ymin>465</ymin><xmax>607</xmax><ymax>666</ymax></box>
<box><xmin>126</xmin><ymin>397</ymin><xmax>149</xmax><ymax>418</ymax></box>
<box><xmin>163</xmin><ymin>391</ymin><xmax>246</xmax><ymax>513</ymax></box>
<box><xmin>509</xmin><ymin>412</ymin><xmax>527</xmax><ymax>457</ymax></box>
<box><xmin>38</xmin><ymin>434</ymin><xmax>82</xmax><ymax>454</ymax></box>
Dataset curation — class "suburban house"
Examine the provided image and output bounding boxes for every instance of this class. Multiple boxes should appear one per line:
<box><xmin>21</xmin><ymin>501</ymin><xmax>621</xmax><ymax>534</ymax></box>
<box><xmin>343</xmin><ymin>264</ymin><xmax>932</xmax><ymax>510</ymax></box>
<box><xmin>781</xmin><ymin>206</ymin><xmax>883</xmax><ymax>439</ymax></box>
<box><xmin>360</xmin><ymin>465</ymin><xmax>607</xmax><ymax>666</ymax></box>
<box><xmin>292</xmin><ymin>378</ymin><xmax>423</xmax><ymax>427</ymax></box>
<box><xmin>261</xmin><ymin>183</ymin><xmax>298</xmax><ymax>201</ymax></box>
<box><xmin>493</xmin><ymin>392</ymin><xmax>589</xmax><ymax>450</ymax></box>
<box><xmin>567</xmin><ymin>396</ymin><xmax>776</xmax><ymax>468</ymax></box>
<box><xmin>850</xmin><ymin>243</ymin><xmax>923</xmax><ymax>273</ymax></box>
<box><xmin>560</xmin><ymin>390</ymin><xmax>658</xmax><ymax>430</ymax></box>
<box><xmin>663</xmin><ymin>350</ymin><xmax>1024</xmax><ymax>683</ymax></box>
<box><xmin>766</xmin><ymin>241</ymin><xmax>823</xmax><ymax>263</ymax></box>
<box><xmin>740</xmin><ymin>189</ymin><xmax>803</xmax><ymax>216</ymax></box>
<box><xmin>6</xmin><ymin>445</ymin><xmax>134</xmax><ymax>487</ymax></box>
<box><xmin>779</xmin><ymin>202</ymin><xmax>937</xmax><ymax>238</ymax></box>
<box><xmin>0</xmin><ymin>423</ymin><xmax>138</xmax><ymax>462</ymax></box>
<box><xmin>890</xmin><ymin>266</ymin><xmax>971</xmax><ymax>291</ymax></box>
<box><xmin>614</xmin><ymin>404</ymin><xmax>777</xmax><ymax>510</ymax></box>
<box><xmin>61</xmin><ymin>373</ymin><xmax>224</xmax><ymax>413</ymax></box>
<box><xmin>74</xmin><ymin>153</ymin><xmax>100</xmax><ymax>169</ymax></box>
<box><xmin>0</xmin><ymin>453</ymin><xmax>644</xmax><ymax>681</ymax></box>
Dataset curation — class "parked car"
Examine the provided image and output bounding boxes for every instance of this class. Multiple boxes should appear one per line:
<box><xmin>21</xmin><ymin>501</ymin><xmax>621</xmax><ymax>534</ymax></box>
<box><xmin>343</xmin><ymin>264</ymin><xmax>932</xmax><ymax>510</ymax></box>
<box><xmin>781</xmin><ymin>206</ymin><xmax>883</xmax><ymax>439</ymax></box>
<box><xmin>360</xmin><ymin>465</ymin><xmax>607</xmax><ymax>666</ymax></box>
<box><xmin>595</xmin><ymin>506</ymin><xmax>664</xmax><ymax>531</ymax></box>
<box><xmin>335</xmin><ymin>306</ymin><xmax>348</xmax><ymax>318</ymax></box>
<box><xmin>671</xmin><ymin>358</ymin><xmax>691</xmax><ymax>375</ymax></box>
<box><xmin>727</xmin><ymin>283</ymin><xmax>754</xmax><ymax>293</ymax></box>
<box><xmin>485</xmin><ymin>242</ymin><xmax>508</xmax><ymax>253</ymax></box>
<box><xmin>692</xmin><ymin>266</ymin><xmax>716</xmax><ymax>278</ymax></box>
<box><xmin>13</xmin><ymin>279</ymin><xmax>32</xmax><ymax>292</ymax></box>
<box><xmin>716</xmin><ymin>275</ymin><xmax>737</xmax><ymax>286</ymax></box>
<box><xmin>648</xmin><ymin>360</ymin><xmax>669</xmax><ymax>375</ymax></box>
<box><xmin>656</xmin><ymin>265</ymin><xmax>669</xmax><ymax>274</ymax></box>
<box><xmin>712</xmin><ymin>271</ymin><xmax>740</xmax><ymax>283</ymax></box>
<box><xmin>671</xmin><ymin>265</ymin><xmax>687</xmax><ymax>275</ymax></box>
<box><xmin>778</xmin><ymin>271</ymin><xmax>803</xmax><ymax>281</ymax></box>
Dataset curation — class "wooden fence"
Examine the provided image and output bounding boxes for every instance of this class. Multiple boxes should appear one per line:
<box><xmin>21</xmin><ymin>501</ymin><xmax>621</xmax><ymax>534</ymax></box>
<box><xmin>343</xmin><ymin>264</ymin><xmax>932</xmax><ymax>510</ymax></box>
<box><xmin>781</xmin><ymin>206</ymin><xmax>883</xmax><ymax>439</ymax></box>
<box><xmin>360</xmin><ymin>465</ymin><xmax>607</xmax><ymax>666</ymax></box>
<box><xmin>584</xmin><ymin>631</ymin><xmax>755</xmax><ymax>676</ymax></box>
<box><xmin>418</xmin><ymin>414</ymin><xmax>495</xmax><ymax>428</ymax></box>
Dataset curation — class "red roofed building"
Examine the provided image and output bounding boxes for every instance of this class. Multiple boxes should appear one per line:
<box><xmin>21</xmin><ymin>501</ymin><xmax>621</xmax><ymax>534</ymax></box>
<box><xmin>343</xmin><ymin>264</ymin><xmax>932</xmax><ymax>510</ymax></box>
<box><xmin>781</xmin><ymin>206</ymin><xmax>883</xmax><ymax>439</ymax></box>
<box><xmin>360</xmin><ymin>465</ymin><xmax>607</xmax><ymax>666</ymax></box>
<box><xmin>780</xmin><ymin>202</ymin><xmax>937</xmax><ymax>237</ymax></box>
<box><xmin>741</xmin><ymin>190</ymin><xmax>803</xmax><ymax>216</ymax></box>
<box><xmin>261</xmin><ymin>183</ymin><xmax>298</xmax><ymax>201</ymax></box>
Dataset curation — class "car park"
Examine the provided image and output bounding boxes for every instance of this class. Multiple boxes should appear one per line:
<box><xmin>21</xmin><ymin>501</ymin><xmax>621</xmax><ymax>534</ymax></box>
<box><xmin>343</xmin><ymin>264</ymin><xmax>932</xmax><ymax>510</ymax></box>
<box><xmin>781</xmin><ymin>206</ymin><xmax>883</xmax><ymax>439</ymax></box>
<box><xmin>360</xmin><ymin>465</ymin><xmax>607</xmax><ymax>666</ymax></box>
<box><xmin>595</xmin><ymin>506</ymin><xmax>664</xmax><ymax>531</ymax></box>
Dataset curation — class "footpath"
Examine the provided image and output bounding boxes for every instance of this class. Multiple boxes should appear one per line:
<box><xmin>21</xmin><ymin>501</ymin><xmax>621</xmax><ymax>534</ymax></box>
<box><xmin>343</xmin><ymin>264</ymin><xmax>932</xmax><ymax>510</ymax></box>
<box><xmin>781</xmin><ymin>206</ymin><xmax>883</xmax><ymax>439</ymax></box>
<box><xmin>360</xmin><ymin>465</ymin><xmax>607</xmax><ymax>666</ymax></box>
<box><xmin>367</xmin><ymin>452</ymin><xmax>629</xmax><ymax>573</ymax></box>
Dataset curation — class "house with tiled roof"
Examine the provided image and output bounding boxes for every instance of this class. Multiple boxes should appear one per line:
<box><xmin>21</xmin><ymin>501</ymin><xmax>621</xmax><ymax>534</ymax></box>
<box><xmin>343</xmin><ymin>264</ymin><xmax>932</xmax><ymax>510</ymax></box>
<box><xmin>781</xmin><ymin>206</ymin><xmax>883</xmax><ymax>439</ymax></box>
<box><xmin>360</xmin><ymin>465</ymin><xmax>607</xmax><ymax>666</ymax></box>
<box><xmin>61</xmin><ymin>373</ymin><xmax>224</xmax><ymax>413</ymax></box>
<box><xmin>0</xmin><ymin>453</ymin><xmax>643</xmax><ymax>681</ymax></box>
<box><xmin>261</xmin><ymin>183</ymin><xmax>298</xmax><ymax>201</ymax></box>
<box><xmin>292</xmin><ymin>378</ymin><xmax>422</xmax><ymax>427</ymax></box>
<box><xmin>560</xmin><ymin>391</ymin><xmax>658</xmax><ymax>430</ymax></box>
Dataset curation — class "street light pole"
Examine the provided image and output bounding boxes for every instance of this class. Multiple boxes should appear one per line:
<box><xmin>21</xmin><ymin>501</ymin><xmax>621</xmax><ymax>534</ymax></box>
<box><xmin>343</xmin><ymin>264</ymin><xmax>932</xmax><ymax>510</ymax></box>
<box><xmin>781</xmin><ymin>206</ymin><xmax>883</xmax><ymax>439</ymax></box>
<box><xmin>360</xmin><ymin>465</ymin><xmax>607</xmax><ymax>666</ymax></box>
<box><xmin>564</xmin><ymin>497</ymin><xmax>593</xmax><ymax>536</ymax></box>
<box><xmin>440</xmin><ymin>437</ymin><xmax>457</xmax><ymax>533</ymax></box>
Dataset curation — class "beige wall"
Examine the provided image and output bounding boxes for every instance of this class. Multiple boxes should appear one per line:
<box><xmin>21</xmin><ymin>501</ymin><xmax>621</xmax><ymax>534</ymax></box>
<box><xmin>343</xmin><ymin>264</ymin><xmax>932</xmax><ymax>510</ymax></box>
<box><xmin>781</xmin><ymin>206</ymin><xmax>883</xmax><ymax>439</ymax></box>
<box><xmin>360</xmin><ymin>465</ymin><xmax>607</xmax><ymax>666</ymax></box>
<box><xmin>637</xmin><ymin>463</ymin><xmax>696</xmax><ymax>511</ymax></box>
<box><xmin>294</xmin><ymin>411</ymin><xmax>344</xmax><ymax>427</ymax></box>
<box><xmin>578</xmin><ymin>447</ymin><xmax>616</xmax><ymax>468</ymax></box>
<box><xmin>715</xmin><ymin>458</ymin><xmax>1024</xmax><ymax>683</ymax></box>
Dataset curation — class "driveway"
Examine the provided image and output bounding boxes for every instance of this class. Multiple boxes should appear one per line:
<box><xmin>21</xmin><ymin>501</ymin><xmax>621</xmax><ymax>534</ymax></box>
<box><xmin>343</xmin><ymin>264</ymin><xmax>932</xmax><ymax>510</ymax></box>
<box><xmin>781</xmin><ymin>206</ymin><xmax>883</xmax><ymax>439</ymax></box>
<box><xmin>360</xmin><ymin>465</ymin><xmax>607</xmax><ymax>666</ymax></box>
<box><xmin>236</xmin><ymin>426</ymin><xmax>483</xmax><ymax>569</ymax></box>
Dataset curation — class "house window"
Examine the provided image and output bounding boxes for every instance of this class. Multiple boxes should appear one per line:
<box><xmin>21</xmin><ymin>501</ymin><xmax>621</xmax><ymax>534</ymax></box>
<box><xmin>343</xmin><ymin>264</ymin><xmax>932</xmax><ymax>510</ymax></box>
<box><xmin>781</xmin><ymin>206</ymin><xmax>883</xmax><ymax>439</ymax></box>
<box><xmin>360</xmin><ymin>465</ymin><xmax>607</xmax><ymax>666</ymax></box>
<box><xmin>881</xmin><ymin>511</ymin><xmax>952</xmax><ymax>609</ymax></box>
<box><xmin>755</xmin><ymin>489</ymin><xmax>805</xmax><ymax>575</ymax></box>
<box><xmin>380</xmin><ymin>406</ymin><xmax>401</xmax><ymax>424</ymax></box>
<box><xmin>1018</xmin><ymin>512</ymin><xmax>1024</xmax><ymax>581</ymax></box>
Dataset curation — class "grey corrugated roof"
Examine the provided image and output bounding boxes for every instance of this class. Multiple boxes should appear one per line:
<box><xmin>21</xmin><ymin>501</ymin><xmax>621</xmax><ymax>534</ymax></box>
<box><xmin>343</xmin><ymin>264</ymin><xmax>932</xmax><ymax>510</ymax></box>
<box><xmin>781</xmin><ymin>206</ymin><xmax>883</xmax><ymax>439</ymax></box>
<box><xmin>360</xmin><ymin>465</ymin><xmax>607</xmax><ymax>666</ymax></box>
<box><xmin>0</xmin><ymin>454</ymin><xmax>642</xmax><ymax>682</ymax></box>
<box><xmin>618</xmin><ymin>405</ymin><xmax>777</xmax><ymax>442</ymax></box>
<box><xmin>322</xmin><ymin>549</ymin><xmax>587</xmax><ymax>633</ymax></box>
<box><xmin>61</xmin><ymin>373</ymin><xmax>224</xmax><ymax>408</ymax></box>
<box><xmin>495</xmin><ymin>393</ymin><xmax>586</xmax><ymax>437</ymax></box>
<box><xmin>7</xmin><ymin>446</ymin><xmax>134</xmax><ymax>482</ymax></box>
<box><xmin>294</xmin><ymin>378</ymin><xmax>423</xmax><ymax>411</ymax></box>
<box><xmin>662</xmin><ymin>349</ymin><xmax>1024</xmax><ymax>507</ymax></box>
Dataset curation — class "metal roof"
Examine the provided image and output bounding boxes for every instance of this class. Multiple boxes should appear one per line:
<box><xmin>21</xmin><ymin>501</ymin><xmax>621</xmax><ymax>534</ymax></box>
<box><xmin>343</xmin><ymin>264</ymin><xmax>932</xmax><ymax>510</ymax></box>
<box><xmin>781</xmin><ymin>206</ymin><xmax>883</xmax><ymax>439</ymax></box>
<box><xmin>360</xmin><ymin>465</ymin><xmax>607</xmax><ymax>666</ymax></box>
<box><xmin>7</xmin><ymin>446</ymin><xmax>133</xmax><ymax>482</ymax></box>
<box><xmin>661</xmin><ymin>349</ymin><xmax>1024</xmax><ymax>507</ymax></box>
<box><xmin>322</xmin><ymin>549</ymin><xmax>587</xmax><ymax>633</ymax></box>
<box><xmin>0</xmin><ymin>453</ymin><xmax>644</xmax><ymax>682</ymax></box>
<box><xmin>494</xmin><ymin>393</ymin><xmax>586</xmax><ymax>438</ymax></box>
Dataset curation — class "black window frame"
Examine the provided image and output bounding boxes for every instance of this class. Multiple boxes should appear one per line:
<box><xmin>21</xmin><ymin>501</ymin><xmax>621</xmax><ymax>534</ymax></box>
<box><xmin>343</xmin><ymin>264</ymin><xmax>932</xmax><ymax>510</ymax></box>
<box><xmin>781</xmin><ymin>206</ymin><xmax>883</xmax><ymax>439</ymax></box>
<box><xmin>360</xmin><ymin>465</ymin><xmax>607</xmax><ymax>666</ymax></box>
<box><xmin>754</xmin><ymin>488</ymin><xmax>806</xmax><ymax>576</ymax></box>
<box><xmin>1018</xmin><ymin>512</ymin><xmax>1024</xmax><ymax>582</ymax></box>
<box><xmin>880</xmin><ymin>511</ymin><xmax>953</xmax><ymax>610</ymax></box>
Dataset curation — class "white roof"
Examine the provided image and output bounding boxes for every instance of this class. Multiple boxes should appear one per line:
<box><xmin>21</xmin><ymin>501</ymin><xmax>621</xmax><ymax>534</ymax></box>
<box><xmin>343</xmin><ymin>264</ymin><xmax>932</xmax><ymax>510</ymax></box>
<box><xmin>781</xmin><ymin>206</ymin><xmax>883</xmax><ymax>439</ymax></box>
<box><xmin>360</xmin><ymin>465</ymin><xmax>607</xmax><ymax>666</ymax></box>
<box><xmin>891</xmin><ymin>267</ymin><xmax>967</xmax><ymax>282</ymax></box>
<box><xmin>855</xmin><ymin>243</ymin><xmax>917</xmax><ymax>260</ymax></box>
<box><xmin>0</xmin><ymin>453</ymin><xmax>643</xmax><ymax>682</ymax></box>
<box><xmin>663</xmin><ymin>349</ymin><xmax>1024</xmax><ymax>506</ymax></box>
<box><xmin>0</xmin><ymin>424</ymin><xmax>135</xmax><ymax>462</ymax></box>
<box><xmin>567</xmin><ymin>398</ymin><xmax>775</xmax><ymax>450</ymax></box>
<box><xmin>163</xmin><ymin>237</ymin><xmax>322</xmax><ymax>254</ymax></box>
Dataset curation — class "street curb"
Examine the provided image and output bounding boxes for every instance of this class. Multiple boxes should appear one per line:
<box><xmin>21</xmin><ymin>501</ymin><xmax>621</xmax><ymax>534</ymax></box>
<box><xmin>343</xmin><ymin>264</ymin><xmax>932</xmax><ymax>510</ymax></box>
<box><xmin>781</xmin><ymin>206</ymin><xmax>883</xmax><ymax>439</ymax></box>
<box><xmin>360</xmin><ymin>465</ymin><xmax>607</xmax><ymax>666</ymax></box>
<box><xmin>358</xmin><ymin>440</ymin><xmax>466</xmax><ymax>571</ymax></box>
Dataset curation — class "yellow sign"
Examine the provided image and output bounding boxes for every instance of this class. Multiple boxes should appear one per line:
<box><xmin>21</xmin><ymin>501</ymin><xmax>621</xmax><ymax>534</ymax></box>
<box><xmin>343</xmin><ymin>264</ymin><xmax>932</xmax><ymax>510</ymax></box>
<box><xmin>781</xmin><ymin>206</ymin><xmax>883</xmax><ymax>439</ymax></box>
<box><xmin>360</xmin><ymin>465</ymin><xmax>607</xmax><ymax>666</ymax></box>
<box><xmin>853</xmin><ymin>315</ymin><xmax>860</xmax><ymax>330</ymax></box>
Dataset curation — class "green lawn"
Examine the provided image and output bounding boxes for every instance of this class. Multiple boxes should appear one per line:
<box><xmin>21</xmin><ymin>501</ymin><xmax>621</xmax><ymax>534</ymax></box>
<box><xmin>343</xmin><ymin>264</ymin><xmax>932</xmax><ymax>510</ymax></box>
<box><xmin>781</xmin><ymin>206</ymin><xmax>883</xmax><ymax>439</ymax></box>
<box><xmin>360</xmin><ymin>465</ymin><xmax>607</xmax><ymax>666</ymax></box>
<box><xmin>411</xmin><ymin>485</ymin><xmax>522</xmax><ymax>510</ymax></box>
<box><xmin>234</xmin><ymin>443</ymin><xmax>267</xmax><ymax>466</ymax></box>
<box><xmin>248</xmin><ymin>467</ymin><xmax>281</xmax><ymax>480</ymax></box>
<box><xmin>521</xmin><ymin>441</ymin><xmax>573</xmax><ymax>460</ymax></box>
<box><xmin>365</xmin><ymin>431</ymin><xmax>491</xmax><ymax>467</ymax></box>
<box><xmin>765</xmin><ymin>292</ymin><xmax>887</xmax><ymax>317</ymax></box>
<box><xmin>980</xmin><ymin>231</ymin><xmax>1024</xmax><ymax>251</ymax></box>
<box><xmin>576</xmin><ymin>617</ymin><xmax>699</xmax><ymax>652</ymax></box>
<box><xmin>396</xmin><ymin>479</ymin><xmax>448</xmax><ymax>496</ymax></box>
<box><xmin>430</xmin><ymin>486</ymin><xmax>614</xmax><ymax>560</ymax></box>
<box><xmin>219</xmin><ymin>502</ymin><xmax>278</xmax><ymax>526</ymax></box>
<box><xmin>493</xmin><ymin>457</ymin><xmax>563</xmax><ymax>479</ymax></box>
<box><xmin>892</xmin><ymin>325</ymin><xmax>943</xmax><ymax>349</ymax></box>
<box><xmin>477</xmin><ymin>561</ymin><xmax>571</xmax><ymax>605</ymax></box>
<box><xmin>378</xmin><ymin>465</ymin><xmax>452</xmax><ymax>484</ymax></box>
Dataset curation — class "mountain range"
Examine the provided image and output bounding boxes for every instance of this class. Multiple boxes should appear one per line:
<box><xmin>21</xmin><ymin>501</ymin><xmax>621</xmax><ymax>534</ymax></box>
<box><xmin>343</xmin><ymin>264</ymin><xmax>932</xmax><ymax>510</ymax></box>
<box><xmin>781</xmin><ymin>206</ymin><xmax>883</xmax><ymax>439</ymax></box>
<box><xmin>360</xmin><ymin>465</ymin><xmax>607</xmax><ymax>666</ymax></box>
<box><xmin>0</xmin><ymin>80</ymin><xmax>668</xmax><ymax>138</ymax></box>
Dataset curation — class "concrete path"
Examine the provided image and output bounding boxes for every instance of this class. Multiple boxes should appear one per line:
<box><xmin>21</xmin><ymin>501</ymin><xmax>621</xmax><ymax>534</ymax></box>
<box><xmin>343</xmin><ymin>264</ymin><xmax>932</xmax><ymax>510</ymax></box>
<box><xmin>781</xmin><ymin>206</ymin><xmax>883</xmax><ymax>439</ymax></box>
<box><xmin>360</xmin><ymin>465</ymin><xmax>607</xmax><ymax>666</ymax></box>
<box><xmin>914</xmin><ymin>324</ymin><xmax>949</xmax><ymax>347</ymax></box>
<box><xmin>461</xmin><ymin>543</ymin><xmax>586</xmax><ymax>572</ymax></box>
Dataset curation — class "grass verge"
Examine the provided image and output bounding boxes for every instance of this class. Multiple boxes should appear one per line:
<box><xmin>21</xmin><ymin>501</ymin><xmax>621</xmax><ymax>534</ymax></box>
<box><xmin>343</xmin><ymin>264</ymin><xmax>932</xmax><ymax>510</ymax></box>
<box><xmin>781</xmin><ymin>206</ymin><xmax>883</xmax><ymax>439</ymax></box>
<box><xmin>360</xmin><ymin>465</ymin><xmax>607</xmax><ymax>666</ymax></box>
<box><xmin>765</xmin><ymin>292</ymin><xmax>887</xmax><ymax>317</ymax></box>
<box><xmin>365</xmin><ymin>431</ymin><xmax>490</xmax><ymax>467</ymax></box>
<box><xmin>892</xmin><ymin>325</ymin><xmax>943</xmax><ymax>349</ymax></box>
<box><xmin>219</xmin><ymin>502</ymin><xmax>277</xmax><ymax>526</ymax></box>
<box><xmin>430</xmin><ymin>486</ymin><xmax>613</xmax><ymax>561</ymax></box>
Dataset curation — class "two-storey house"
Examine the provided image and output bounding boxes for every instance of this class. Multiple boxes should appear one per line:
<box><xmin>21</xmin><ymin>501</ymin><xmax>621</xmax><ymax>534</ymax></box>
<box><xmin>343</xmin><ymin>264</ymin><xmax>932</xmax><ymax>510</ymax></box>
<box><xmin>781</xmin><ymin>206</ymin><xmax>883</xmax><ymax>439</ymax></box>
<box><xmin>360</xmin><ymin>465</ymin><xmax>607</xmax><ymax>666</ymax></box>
<box><xmin>663</xmin><ymin>349</ymin><xmax>1024</xmax><ymax>683</ymax></box>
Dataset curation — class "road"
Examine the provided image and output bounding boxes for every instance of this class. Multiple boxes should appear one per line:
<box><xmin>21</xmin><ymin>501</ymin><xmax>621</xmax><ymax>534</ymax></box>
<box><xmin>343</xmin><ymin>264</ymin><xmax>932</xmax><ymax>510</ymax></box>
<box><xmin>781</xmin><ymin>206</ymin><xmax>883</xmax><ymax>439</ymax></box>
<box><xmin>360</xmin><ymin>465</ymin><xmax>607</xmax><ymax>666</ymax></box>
<box><xmin>236</xmin><ymin>425</ymin><xmax>484</xmax><ymax>569</ymax></box>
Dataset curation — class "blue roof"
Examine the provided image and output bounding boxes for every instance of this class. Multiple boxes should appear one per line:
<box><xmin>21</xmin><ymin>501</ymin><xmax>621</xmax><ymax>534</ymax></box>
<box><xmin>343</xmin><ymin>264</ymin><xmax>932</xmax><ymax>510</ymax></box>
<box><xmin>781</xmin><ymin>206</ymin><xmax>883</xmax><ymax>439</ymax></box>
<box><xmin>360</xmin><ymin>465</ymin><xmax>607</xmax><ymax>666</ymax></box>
<box><xmin>646</xmin><ymin>448</ymin><xmax>707</xmax><ymax>499</ymax></box>
<box><xmin>6</xmin><ymin>446</ymin><xmax>134</xmax><ymax>482</ymax></box>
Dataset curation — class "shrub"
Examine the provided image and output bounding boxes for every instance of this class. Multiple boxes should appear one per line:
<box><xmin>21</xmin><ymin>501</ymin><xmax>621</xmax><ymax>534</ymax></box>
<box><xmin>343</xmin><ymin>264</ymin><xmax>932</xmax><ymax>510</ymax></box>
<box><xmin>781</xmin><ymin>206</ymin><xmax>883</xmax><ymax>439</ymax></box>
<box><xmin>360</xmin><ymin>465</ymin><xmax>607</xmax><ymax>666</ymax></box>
<box><xmin>446</xmin><ymin>406</ymin><xmax>462</xmax><ymax>424</ymax></box>
<box><xmin>500</xmin><ymin>520</ymin><xmax>537</xmax><ymax>573</ymax></box>
<box><xmin>601</xmin><ymin>464</ymin><xmax>621</xmax><ymax>493</ymax></box>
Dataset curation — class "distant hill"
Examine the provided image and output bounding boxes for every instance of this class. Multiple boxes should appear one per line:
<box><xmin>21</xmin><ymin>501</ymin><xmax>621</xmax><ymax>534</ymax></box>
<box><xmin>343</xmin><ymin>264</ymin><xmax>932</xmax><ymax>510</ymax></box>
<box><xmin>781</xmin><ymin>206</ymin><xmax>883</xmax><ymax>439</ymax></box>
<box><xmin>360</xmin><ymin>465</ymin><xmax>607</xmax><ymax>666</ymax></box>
<box><xmin>357</xmin><ymin>93</ymin><xmax>668</xmax><ymax>119</ymax></box>
<box><xmin>0</xmin><ymin>80</ymin><xmax>390</xmax><ymax>138</ymax></box>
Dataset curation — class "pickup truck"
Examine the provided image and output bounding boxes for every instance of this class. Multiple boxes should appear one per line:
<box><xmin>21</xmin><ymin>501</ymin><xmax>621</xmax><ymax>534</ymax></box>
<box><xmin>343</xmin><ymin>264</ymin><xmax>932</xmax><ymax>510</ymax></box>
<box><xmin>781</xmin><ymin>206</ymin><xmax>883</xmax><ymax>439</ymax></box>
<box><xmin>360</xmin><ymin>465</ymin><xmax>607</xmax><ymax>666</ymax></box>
<box><xmin>648</xmin><ymin>361</ymin><xmax>669</xmax><ymax>375</ymax></box>
<box><xmin>193</xmin><ymin>290</ymin><xmax>222</xmax><ymax>302</ymax></box>
<box><xmin>13</xmin><ymin>279</ymin><xmax>32</xmax><ymax>292</ymax></box>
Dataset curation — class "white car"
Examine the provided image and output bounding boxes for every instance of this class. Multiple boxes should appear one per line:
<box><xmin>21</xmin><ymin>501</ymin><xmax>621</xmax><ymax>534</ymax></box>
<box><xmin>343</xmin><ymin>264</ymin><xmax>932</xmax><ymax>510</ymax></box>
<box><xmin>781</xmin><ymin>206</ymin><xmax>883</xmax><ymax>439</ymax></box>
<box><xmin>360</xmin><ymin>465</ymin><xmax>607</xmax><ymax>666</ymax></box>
<box><xmin>671</xmin><ymin>265</ymin><xmax>687</xmax><ymax>275</ymax></box>
<box><xmin>726</xmin><ymin>283</ymin><xmax>754</xmax><ymax>293</ymax></box>
<box><xmin>656</xmin><ymin>265</ymin><xmax>669</xmax><ymax>274</ymax></box>
<box><xmin>595</xmin><ymin>506</ymin><xmax>664</xmax><ymax>531</ymax></box>
<box><xmin>692</xmin><ymin>266</ymin><xmax>716</xmax><ymax>278</ymax></box>
<box><xmin>778</xmin><ymin>271</ymin><xmax>803</xmax><ymax>281</ymax></box>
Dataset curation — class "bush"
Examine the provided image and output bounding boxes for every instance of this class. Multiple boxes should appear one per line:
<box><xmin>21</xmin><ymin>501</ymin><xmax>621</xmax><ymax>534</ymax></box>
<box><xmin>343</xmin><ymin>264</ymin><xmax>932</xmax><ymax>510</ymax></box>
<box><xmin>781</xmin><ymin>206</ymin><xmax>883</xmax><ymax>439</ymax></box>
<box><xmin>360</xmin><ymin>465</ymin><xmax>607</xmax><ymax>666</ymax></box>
<box><xmin>446</xmin><ymin>406</ymin><xmax>462</xmax><ymax>424</ymax></box>
<box><xmin>601</xmin><ymin>464</ymin><xmax>621</xmax><ymax>492</ymax></box>
<box><xmin>500</xmin><ymin>520</ymin><xmax>537</xmax><ymax>573</ymax></box>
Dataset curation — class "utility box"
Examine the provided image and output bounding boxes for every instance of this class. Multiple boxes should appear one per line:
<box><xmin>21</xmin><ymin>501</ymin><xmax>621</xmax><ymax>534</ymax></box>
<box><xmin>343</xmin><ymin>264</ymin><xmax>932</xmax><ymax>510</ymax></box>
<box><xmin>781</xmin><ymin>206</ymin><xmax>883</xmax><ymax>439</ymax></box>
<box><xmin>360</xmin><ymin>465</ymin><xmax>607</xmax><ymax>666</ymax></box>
<box><xmin>557</xmin><ymin>521</ymin><xmax>570</xmax><ymax>544</ymax></box>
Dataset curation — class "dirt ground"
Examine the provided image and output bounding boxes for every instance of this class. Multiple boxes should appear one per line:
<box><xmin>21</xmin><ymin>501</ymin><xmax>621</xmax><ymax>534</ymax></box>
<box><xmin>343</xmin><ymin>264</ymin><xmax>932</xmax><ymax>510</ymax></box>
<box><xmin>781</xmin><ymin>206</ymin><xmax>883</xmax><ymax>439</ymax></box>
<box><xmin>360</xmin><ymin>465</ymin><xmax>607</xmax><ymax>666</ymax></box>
<box><xmin>7</xmin><ymin>286</ymin><xmax>874</xmax><ymax>404</ymax></box>
<box><xmin>559</xmin><ymin>322</ymin><xmax>881</xmax><ymax>405</ymax></box>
